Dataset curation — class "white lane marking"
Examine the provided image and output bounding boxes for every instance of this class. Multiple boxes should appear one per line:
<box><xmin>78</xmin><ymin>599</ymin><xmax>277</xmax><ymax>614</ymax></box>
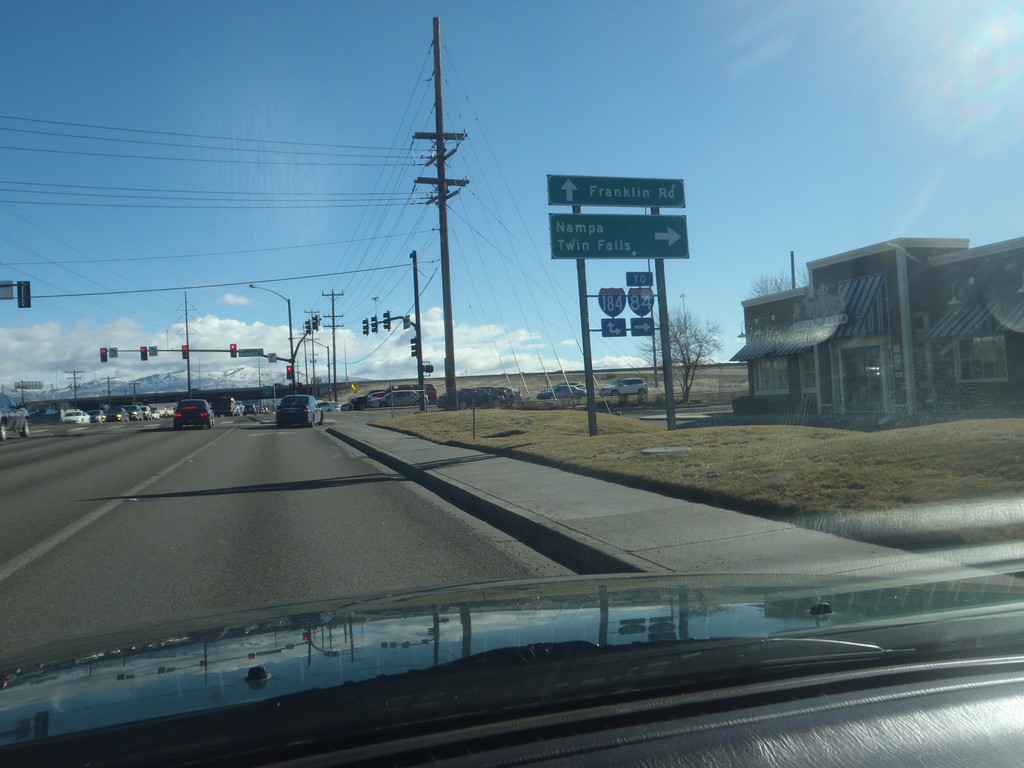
<box><xmin>0</xmin><ymin>427</ymin><xmax>236</xmax><ymax>584</ymax></box>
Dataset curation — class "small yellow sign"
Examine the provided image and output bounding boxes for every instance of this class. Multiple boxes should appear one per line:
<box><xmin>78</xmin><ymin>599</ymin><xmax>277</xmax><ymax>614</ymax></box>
<box><xmin>351</xmin><ymin>382</ymin><xmax>359</xmax><ymax>393</ymax></box>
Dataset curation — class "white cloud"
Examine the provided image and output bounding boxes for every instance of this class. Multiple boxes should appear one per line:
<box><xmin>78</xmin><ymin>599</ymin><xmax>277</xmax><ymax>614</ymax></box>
<box><xmin>219</xmin><ymin>293</ymin><xmax>253</xmax><ymax>306</ymax></box>
<box><xmin>0</xmin><ymin>305</ymin><xmax>641</xmax><ymax>396</ymax></box>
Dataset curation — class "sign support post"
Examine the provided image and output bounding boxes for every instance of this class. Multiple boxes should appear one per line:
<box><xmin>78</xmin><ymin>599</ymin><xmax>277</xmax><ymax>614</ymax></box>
<box><xmin>573</xmin><ymin>204</ymin><xmax>599</xmax><ymax>436</ymax></box>
<box><xmin>652</xmin><ymin>207</ymin><xmax>676</xmax><ymax>430</ymax></box>
<box><xmin>549</xmin><ymin>174</ymin><xmax>688</xmax><ymax>434</ymax></box>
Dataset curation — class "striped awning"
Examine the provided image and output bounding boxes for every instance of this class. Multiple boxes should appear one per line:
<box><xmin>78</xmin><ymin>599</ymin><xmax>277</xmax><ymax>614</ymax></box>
<box><xmin>928</xmin><ymin>303</ymin><xmax>1001</xmax><ymax>339</ymax></box>
<box><xmin>730</xmin><ymin>332</ymin><xmax>818</xmax><ymax>362</ymax></box>
<box><xmin>832</xmin><ymin>272</ymin><xmax>888</xmax><ymax>338</ymax></box>
<box><xmin>997</xmin><ymin>301</ymin><xmax>1024</xmax><ymax>334</ymax></box>
<box><xmin>730</xmin><ymin>340</ymin><xmax>773</xmax><ymax>361</ymax></box>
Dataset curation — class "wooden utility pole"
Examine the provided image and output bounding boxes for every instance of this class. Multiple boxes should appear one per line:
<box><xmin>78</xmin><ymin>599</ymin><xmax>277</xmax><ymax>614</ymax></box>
<box><xmin>322</xmin><ymin>289</ymin><xmax>343</xmax><ymax>401</ymax></box>
<box><xmin>414</xmin><ymin>16</ymin><xmax>468</xmax><ymax>409</ymax></box>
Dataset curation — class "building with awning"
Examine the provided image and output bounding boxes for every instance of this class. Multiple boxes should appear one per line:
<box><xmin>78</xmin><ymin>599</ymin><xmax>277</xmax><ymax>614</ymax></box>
<box><xmin>732</xmin><ymin>236</ymin><xmax>1024</xmax><ymax>416</ymax></box>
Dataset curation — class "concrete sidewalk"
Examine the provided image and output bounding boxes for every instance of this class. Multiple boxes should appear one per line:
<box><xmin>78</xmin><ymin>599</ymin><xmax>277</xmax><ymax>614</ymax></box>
<box><xmin>327</xmin><ymin>420</ymin><xmax>992</xmax><ymax>578</ymax></box>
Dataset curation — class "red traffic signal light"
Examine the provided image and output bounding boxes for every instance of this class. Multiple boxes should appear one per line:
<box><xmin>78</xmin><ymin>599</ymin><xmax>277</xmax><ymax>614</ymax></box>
<box><xmin>181</xmin><ymin>345</ymin><xmax>189</xmax><ymax>359</ymax></box>
<box><xmin>230</xmin><ymin>343</ymin><xmax>238</xmax><ymax>358</ymax></box>
<box><xmin>140</xmin><ymin>346</ymin><xmax>148</xmax><ymax>361</ymax></box>
<box><xmin>100</xmin><ymin>347</ymin><xmax>108</xmax><ymax>363</ymax></box>
<box><xmin>286</xmin><ymin>365</ymin><xmax>295</xmax><ymax>380</ymax></box>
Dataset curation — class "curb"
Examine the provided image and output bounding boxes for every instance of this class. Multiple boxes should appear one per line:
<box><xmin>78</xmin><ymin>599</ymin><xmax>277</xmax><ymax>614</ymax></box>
<box><xmin>327</xmin><ymin>427</ymin><xmax>648</xmax><ymax>576</ymax></box>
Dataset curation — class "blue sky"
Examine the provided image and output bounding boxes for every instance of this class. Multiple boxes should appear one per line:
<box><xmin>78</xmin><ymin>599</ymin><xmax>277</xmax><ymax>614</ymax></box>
<box><xmin>2</xmin><ymin>1</ymin><xmax>1024</xmax><ymax>392</ymax></box>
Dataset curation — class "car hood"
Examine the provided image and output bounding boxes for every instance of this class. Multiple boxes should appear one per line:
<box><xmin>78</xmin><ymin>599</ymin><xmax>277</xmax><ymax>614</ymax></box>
<box><xmin>4</xmin><ymin>569</ymin><xmax>1024</xmax><ymax>765</ymax></box>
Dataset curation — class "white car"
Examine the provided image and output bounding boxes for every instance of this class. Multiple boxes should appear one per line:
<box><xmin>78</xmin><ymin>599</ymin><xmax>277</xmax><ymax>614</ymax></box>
<box><xmin>599</xmin><ymin>378</ymin><xmax>649</xmax><ymax>397</ymax></box>
<box><xmin>61</xmin><ymin>409</ymin><xmax>91</xmax><ymax>424</ymax></box>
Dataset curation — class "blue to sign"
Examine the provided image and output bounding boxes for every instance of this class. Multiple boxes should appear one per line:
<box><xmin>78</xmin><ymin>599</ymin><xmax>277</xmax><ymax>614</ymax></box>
<box><xmin>626</xmin><ymin>271</ymin><xmax>653</xmax><ymax>287</ymax></box>
<box><xmin>631</xmin><ymin>317</ymin><xmax>655</xmax><ymax>336</ymax></box>
<box><xmin>597</xmin><ymin>287</ymin><xmax>626</xmax><ymax>317</ymax></box>
<box><xmin>601</xmin><ymin>318</ymin><xmax>627</xmax><ymax>338</ymax></box>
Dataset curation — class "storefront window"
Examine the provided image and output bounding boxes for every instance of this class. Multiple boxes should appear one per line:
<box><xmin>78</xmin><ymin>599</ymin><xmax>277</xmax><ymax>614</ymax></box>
<box><xmin>799</xmin><ymin>352</ymin><xmax>816</xmax><ymax>392</ymax></box>
<box><xmin>754</xmin><ymin>357</ymin><xmax>788</xmax><ymax>394</ymax></box>
<box><xmin>956</xmin><ymin>335</ymin><xmax>1007</xmax><ymax>382</ymax></box>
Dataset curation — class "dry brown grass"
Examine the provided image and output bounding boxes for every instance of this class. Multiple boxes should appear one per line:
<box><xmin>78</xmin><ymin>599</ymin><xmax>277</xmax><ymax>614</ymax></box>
<box><xmin>372</xmin><ymin>410</ymin><xmax>1024</xmax><ymax>516</ymax></box>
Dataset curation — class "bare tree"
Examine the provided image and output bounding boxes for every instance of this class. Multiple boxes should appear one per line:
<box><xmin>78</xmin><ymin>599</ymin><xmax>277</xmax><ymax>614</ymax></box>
<box><xmin>747</xmin><ymin>268</ymin><xmax>808</xmax><ymax>298</ymax></box>
<box><xmin>637</xmin><ymin>308</ymin><xmax>723</xmax><ymax>402</ymax></box>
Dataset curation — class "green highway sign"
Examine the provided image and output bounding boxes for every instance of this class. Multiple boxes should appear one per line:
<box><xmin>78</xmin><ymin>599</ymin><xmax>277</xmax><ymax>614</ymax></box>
<box><xmin>237</xmin><ymin>347</ymin><xmax>264</xmax><ymax>357</ymax></box>
<box><xmin>549</xmin><ymin>213</ymin><xmax>689</xmax><ymax>260</ymax></box>
<box><xmin>547</xmin><ymin>175</ymin><xmax>685</xmax><ymax>208</ymax></box>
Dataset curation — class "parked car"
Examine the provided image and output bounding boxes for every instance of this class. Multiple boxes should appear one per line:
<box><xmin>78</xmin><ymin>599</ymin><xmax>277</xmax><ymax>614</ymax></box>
<box><xmin>553</xmin><ymin>382</ymin><xmax>586</xmax><ymax>400</ymax></box>
<box><xmin>276</xmin><ymin>394</ymin><xmax>322</xmax><ymax>427</ymax></box>
<box><xmin>372</xmin><ymin>389</ymin><xmax>425</xmax><ymax>408</ymax></box>
<box><xmin>172</xmin><ymin>399</ymin><xmax>214</xmax><ymax>429</ymax></box>
<box><xmin>600</xmin><ymin>377</ymin><xmax>649</xmax><ymax>397</ymax></box>
<box><xmin>491</xmin><ymin>386</ymin><xmax>522</xmax><ymax>407</ymax></box>
<box><xmin>538</xmin><ymin>383</ymin><xmax>586</xmax><ymax>401</ymax></box>
<box><xmin>349</xmin><ymin>389</ymin><xmax>385</xmax><ymax>411</ymax></box>
<box><xmin>61</xmin><ymin>409</ymin><xmax>90</xmax><ymax>424</ymax></box>
<box><xmin>0</xmin><ymin>393</ymin><xmax>30</xmax><ymax>441</ymax></box>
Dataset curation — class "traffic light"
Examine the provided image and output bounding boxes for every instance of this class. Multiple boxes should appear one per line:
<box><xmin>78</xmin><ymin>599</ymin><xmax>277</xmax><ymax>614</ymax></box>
<box><xmin>140</xmin><ymin>346</ymin><xmax>148</xmax><ymax>361</ymax></box>
<box><xmin>313</xmin><ymin>315</ymin><xmax>321</xmax><ymax>332</ymax></box>
<box><xmin>304</xmin><ymin>319</ymin><xmax>311</xmax><ymax>335</ymax></box>
<box><xmin>286</xmin><ymin>365</ymin><xmax>295</xmax><ymax>380</ymax></box>
<box><xmin>181</xmin><ymin>345</ymin><xmax>189</xmax><ymax>359</ymax></box>
<box><xmin>100</xmin><ymin>347</ymin><xmax>108</xmax><ymax>363</ymax></box>
<box><xmin>371</xmin><ymin>315</ymin><xmax>379</xmax><ymax>333</ymax></box>
<box><xmin>410</xmin><ymin>335</ymin><xmax>420</xmax><ymax>358</ymax></box>
<box><xmin>403</xmin><ymin>315</ymin><xmax>412</xmax><ymax>330</ymax></box>
<box><xmin>16</xmin><ymin>281</ymin><xmax>30</xmax><ymax>308</ymax></box>
<box><xmin>362</xmin><ymin>319</ymin><xmax>369</xmax><ymax>335</ymax></box>
<box><xmin>382</xmin><ymin>311</ymin><xmax>392</xmax><ymax>331</ymax></box>
<box><xmin>230</xmin><ymin>343</ymin><xmax>238</xmax><ymax>358</ymax></box>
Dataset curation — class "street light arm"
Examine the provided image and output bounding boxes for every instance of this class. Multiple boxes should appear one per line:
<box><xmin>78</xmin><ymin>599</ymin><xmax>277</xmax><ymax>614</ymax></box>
<box><xmin>251</xmin><ymin>283</ymin><xmax>297</xmax><ymax>394</ymax></box>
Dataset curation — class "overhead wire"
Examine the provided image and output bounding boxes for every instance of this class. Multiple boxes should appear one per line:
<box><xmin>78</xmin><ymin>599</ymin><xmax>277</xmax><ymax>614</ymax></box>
<box><xmin>327</xmin><ymin>43</ymin><xmax>434</xmax><ymax>316</ymax></box>
<box><xmin>0</xmin><ymin>114</ymin><xmax>413</xmax><ymax>151</ymax></box>
<box><xmin>442</xmin><ymin>47</ymin><xmax>582</xmax><ymax>378</ymax></box>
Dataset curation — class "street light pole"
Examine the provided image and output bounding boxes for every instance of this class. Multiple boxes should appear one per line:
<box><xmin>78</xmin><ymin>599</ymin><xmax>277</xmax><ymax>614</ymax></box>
<box><xmin>250</xmin><ymin>283</ymin><xmax>296</xmax><ymax>394</ymax></box>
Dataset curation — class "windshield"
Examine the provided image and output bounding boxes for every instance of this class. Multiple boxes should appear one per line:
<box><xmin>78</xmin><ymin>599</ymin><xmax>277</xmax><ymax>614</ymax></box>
<box><xmin>3</xmin><ymin>0</ymin><xmax>1024</xmax><ymax>761</ymax></box>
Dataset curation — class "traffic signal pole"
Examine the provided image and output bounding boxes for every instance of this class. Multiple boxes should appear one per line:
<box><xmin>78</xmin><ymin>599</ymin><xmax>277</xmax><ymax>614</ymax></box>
<box><xmin>412</xmin><ymin>250</ymin><xmax>426</xmax><ymax>411</ymax></box>
<box><xmin>184</xmin><ymin>290</ymin><xmax>192</xmax><ymax>398</ymax></box>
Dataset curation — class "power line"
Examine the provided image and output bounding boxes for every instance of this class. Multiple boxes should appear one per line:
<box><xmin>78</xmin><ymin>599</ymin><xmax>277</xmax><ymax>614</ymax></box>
<box><xmin>0</xmin><ymin>178</ymin><xmax>419</xmax><ymax>197</ymax></box>
<box><xmin>0</xmin><ymin>198</ymin><xmax>416</xmax><ymax>210</ymax></box>
<box><xmin>0</xmin><ymin>143</ymin><xmax>417</xmax><ymax>167</ymax></box>
<box><xmin>32</xmin><ymin>264</ymin><xmax>414</xmax><ymax>299</ymax></box>
<box><xmin>0</xmin><ymin>114</ymin><xmax>413</xmax><ymax>152</ymax></box>
<box><xmin>0</xmin><ymin>230</ymin><xmax>436</xmax><ymax>265</ymax></box>
<box><xmin>0</xmin><ymin>125</ymin><xmax>421</xmax><ymax>160</ymax></box>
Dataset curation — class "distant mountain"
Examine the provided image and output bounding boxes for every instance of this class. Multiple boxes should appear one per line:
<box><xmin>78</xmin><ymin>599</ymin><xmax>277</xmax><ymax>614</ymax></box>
<box><xmin>22</xmin><ymin>366</ymin><xmax>373</xmax><ymax>404</ymax></box>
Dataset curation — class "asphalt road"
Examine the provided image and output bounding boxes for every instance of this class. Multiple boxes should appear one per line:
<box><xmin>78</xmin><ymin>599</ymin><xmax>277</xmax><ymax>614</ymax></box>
<box><xmin>0</xmin><ymin>414</ymin><xmax>569</xmax><ymax>658</ymax></box>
